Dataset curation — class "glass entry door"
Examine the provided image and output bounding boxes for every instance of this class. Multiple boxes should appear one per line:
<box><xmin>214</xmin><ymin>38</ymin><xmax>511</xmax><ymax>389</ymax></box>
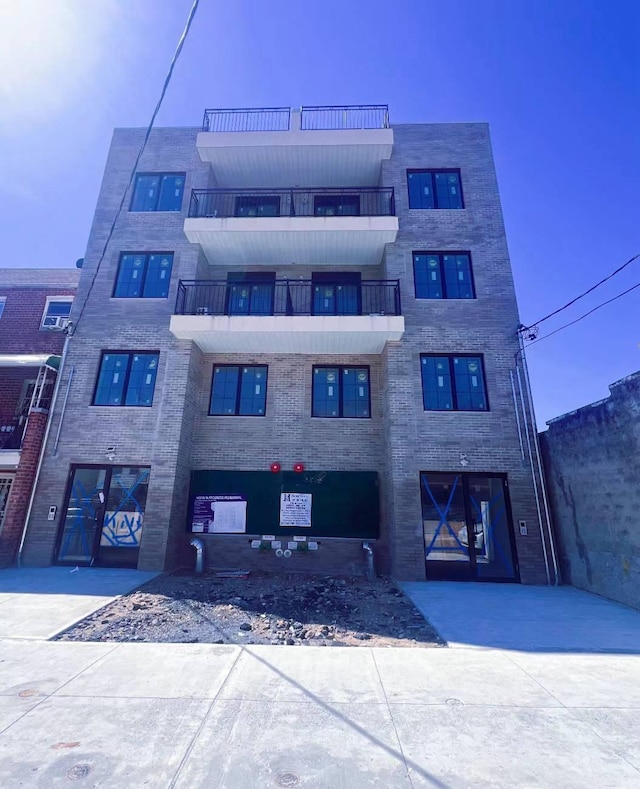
<box><xmin>420</xmin><ymin>472</ymin><xmax>518</xmax><ymax>581</ymax></box>
<box><xmin>56</xmin><ymin>466</ymin><xmax>150</xmax><ymax>568</ymax></box>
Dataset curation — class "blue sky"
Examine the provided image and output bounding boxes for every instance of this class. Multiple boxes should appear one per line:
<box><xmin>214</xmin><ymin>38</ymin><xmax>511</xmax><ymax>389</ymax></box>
<box><xmin>0</xmin><ymin>0</ymin><xmax>638</xmax><ymax>425</ymax></box>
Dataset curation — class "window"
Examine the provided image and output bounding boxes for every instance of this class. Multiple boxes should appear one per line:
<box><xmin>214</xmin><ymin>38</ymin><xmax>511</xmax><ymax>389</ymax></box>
<box><xmin>234</xmin><ymin>195</ymin><xmax>280</xmax><ymax>217</ymax></box>
<box><xmin>41</xmin><ymin>297</ymin><xmax>72</xmax><ymax>330</ymax></box>
<box><xmin>209</xmin><ymin>365</ymin><xmax>268</xmax><ymax>416</ymax></box>
<box><xmin>113</xmin><ymin>253</ymin><xmax>174</xmax><ymax>298</ymax></box>
<box><xmin>407</xmin><ymin>170</ymin><xmax>463</xmax><ymax>209</ymax></box>
<box><xmin>312</xmin><ymin>367</ymin><xmax>370</xmax><ymax>418</ymax></box>
<box><xmin>93</xmin><ymin>352</ymin><xmax>159</xmax><ymax>407</ymax></box>
<box><xmin>413</xmin><ymin>253</ymin><xmax>475</xmax><ymax>299</ymax></box>
<box><xmin>226</xmin><ymin>272</ymin><xmax>275</xmax><ymax>316</ymax></box>
<box><xmin>314</xmin><ymin>194</ymin><xmax>360</xmax><ymax>216</ymax></box>
<box><xmin>311</xmin><ymin>272</ymin><xmax>361</xmax><ymax>315</ymax></box>
<box><xmin>420</xmin><ymin>355</ymin><xmax>488</xmax><ymax>411</ymax></box>
<box><xmin>130</xmin><ymin>173</ymin><xmax>185</xmax><ymax>212</ymax></box>
<box><xmin>0</xmin><ymin>297</ymin><xmax>5</xmax><ymax>319</ymax></box>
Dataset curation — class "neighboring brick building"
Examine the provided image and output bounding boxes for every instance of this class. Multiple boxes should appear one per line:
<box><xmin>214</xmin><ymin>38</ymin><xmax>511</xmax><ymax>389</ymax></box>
<box><xmin>0</xmin><ymin>268</ymin><xmax>79</xmax><ymax>564</ymax></box>
<box><xmin>541</xmin><ymin>371</ymin><xmax>640</xmax><ymax>609</ymax></box>
<box><xmin>20</xmin><ymin>106</ymin><xmax>555</xmax><ymax>583</ymax></box>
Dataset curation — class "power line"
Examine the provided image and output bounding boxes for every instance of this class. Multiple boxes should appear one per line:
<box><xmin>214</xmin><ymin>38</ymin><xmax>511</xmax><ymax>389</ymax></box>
<box><xmin>71</xmin><ymin>0</ymin><xmax>200</xmax><ymax>336</ymax></box>
<box><xmin>525</xmin><ymin>278</ymin><xmax>640</xmax><ymax>349</ymax></box>
<box><xmin>520</xmin><ymin>251</ymin><xmax>640</xmax><ymax>334</ymax></box>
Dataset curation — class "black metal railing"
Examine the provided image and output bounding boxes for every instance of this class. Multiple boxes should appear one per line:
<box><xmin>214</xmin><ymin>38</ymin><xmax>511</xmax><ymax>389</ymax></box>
<box><xmin>188</xmin><ymin>187</ymin><xmax>395</xmax><ymax>219</ymax></box>
<box><xmin>202</xmin><ymin>107</ymin><xmax>291</xmax><ymax>132</ymax></box>
<box><xmin>175</xmin><ymin>279</ymin><xmax>401</xmax><ymax>317</ymax></box>
<box><xmin>0</xmin><ymin>417</ymin><xmax>26</xmax><ymax>451</ymax></box>
<box><xmin>301</xmin><ymin>105</ymin><xmax>389</xmax><ymax>130</ymax></box>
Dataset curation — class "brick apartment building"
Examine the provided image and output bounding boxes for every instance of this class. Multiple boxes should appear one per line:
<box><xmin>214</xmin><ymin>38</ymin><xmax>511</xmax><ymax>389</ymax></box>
<box><xmin>19</xmin><ymin>105</ymin><xmax>555</xmax><ymax>583</ymax></box>
<box><xmin>0</xmin><ymin>268</ymin><xmax>79</xmax><ymax>565</ymax></box>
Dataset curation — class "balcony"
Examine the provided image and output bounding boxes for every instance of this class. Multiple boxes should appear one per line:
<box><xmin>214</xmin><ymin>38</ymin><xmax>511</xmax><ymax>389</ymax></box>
<box><xmin>196</xmin><ymin>104</ymin><xmax>393</xmax><ymax>188</ymax></box>
<box><xmin>184</xmin><ymin>187</ymin><xmax>398</xmax><ymax>267</ymax></box>
<box><xmin>169</xmin><ymin>279</ymin><xmax>404</xmax><ymax>354</ymax></box>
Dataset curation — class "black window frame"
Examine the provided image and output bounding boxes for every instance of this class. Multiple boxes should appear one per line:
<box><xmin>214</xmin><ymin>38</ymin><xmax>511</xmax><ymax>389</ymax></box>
<box><xmin>113</xmin><ymin>252</ymin><xmax>175</xmax><ymax>299</ymax></box>
<box><xmin>413</xmin><ymin>251</ymin><xmax>476</xmax><ymax>300</ymax></box>
<box><xmin>208</xmin><ymin>364</ymin><xmax>269</xmax><ymax>417</ymax></box>
<box><xmin>420</xmin><ymin>354</ymin><xmax>489</xmax><ymax>412</ymax></box>
<box><xmin>129</xmin><ymin>172</ymin><xmax>186</xmax><ymax>212</ymax></box>
<box><xmin>407</xmin><ymin>169</ymin><xmax>464</xmax><ymax>209</ymax></box>
<box><xmin>311</xmin><ymin>365</ymin><xmax>372</xmax><ymax>419</ymax></box>
<box><xmin>92</xmin><ymin>350</ymin><xmax>160</xmax><ymax>408</ymax></box>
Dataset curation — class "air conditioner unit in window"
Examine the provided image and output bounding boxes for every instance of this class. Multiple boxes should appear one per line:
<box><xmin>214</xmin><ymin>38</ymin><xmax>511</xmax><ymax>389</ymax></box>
<box><xmin>43</xmin><ymin>316</ymin><xmax>70</xmax><ymax>330</ymax></box>
<box><xmin>196</xmin><ymin>307</ymin><xmax>210</xmax><ymax>316</ymax></box>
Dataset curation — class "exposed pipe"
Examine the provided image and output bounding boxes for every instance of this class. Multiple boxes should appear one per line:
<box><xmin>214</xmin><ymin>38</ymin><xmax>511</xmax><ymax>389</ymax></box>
<box><xmin>516</xmin><ymin>365</ymin><xmax>551</xmax><ymax>585</ymax></box>
<box><xmin>362</xmin><ymin>541</ymin><xmax>375</xmax><ymax>580</ymax></box>
<box><xmin>518</xmin><ymin>336</ymin><xmax>560</xmax><ymax>585</ymax></box>
<box><xmin>17</xmin><ymin>332</ymin><xmax>71</xmax><ymax>566</ymax></box>
<box><xmin>509</xmin><ymin>369</ymin><xmax>526</xmax><ymax>464</ymax></box>
<box><xmin>53</xmin><ymin>365</ymin><xmax>74</xmax><ymax>456</ymax></box>
<box><xmin>190</xmin><ymin>537</ymin><xmax>204</xmax><ymax>573</ymax></box>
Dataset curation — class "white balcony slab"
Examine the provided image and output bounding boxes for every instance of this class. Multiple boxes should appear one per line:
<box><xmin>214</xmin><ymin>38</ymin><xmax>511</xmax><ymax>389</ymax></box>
<box><xmin>169</xmin><ymin>314</ymin><xmax>405</xmax><ymax>354</ymax></box>
<box><xmin>184</xmin><ymin>215</ymin><xmax>398</xmax><ymax>267</ymax></box>
<box><xmin>196</xmin><ymin>127</ymin><xmax>393</xmax><ymax>188</ymax></box>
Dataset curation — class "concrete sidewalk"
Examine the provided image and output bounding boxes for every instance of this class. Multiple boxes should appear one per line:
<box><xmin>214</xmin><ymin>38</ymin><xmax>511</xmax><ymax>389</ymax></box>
<box><xmin>0</xmin><ymin>639</ymin><xmax>639</xmax><ymax>787</ymax></box>
<box><xmin>0</xmin><ymin>567</ymin><xmax>157</xmax><ymax>640</ymax></box>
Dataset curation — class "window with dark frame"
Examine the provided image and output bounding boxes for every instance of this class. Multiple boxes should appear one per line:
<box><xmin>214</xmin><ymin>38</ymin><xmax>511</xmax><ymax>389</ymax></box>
<box><xmin>420</xmin><ymin>355</ymin><xmax>488</xmax><ymax>412</ymax></box>
<box><xmin>413</xmin><ymin>253</ymin><xmax>475</xmax><ymax>299</ymax></box>
<box><xmin>312</xmin><ymin>367</ymin><xmax>371</xmax><ymax>418</ymax></box>
<box><xmin>130</xmin><ymin>173</ymin><xmax>185</xmax><ymax>212</ymax></box>
<box><xmin>234</xmin><ymin>195</ymin><xmax>281</xmax><ymax>217</ymax></box>
<box><xmin>407</xmin><ymin>170</ymin><xmax>463</xmax><ymax>209</ymax></box>
<box><xmin>93</xmin><ymin>352</ymin><xmax>159</xmax><ymax>407</ymax></box>
<box><xmin>209</xmin><ymin>365</ymin><xmax>268</xmax><ymax>416</ymax></box>
<box><xmin>113</xmin><ymin>253</ymin><xmax>174</xmax><ymax>298</ymax></box>
<box><xmin>313</xmin><ymin>194</ymin><xmax>361</xmax><ymax>216</ymax></box>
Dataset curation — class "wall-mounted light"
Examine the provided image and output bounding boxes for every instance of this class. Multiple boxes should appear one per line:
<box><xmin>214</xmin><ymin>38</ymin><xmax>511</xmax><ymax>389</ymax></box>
<box><xmin>270</xmin><ymin>462</ymin><xmax>281</xmax><ymax>473</ymax></box>
<box><xmin>293</xmin><ymin>462</ymin><xmax>305</xmax><ymax>473</ymax></box>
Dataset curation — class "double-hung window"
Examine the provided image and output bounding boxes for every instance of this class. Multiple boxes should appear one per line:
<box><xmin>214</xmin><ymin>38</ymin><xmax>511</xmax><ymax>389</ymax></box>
<box><xmin>93</xmin><ymin>352</ymin><xmax>159</xmax><ymax>407</ymax></box>
<box><xmin>407</xmin><ymin>170</ymin><xmax>463</xmax><ymax>209</ymax></box>
<box><xmin>420</xmin><ymin>355</ymin><xmax>488</xmax><ymax>411</ymax></box>
<box><xmin>413</xmin><ymin>253</ymin><xmax>475</xmax><ymax>299</ymax></box>
<box><xmin>312</xmin><ymin>367</ymin><xmax>370</xmax><ymax>418</ymax></box>
<box><xmin>41</xmin><ymin>297</ymin><xmax>73</xmax><ymax>330</ymax></box>
<box><xmin>130</xmin><ymin>173</ymin><xmax>185</xmax><ymax>212</ymax></box>
<box><xmin>210</xmin><ymin>365</ymin><xmax>268</xmax><ymax>416</ymax></box>
<box><xmin>113</xmin><ymin>253</ymin><xmax>174</xmax><ymax>298</ymax></box>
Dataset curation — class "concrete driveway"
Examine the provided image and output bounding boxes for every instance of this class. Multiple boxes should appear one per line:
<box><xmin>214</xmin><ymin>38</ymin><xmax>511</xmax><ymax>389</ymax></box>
<box><xmin>0</xmin><ymin>576</ymin><xmax>639</xmax><ymax>787</ymax></box>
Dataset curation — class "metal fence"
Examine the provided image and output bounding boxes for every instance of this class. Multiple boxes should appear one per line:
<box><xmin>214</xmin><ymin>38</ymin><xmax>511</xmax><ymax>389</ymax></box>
<box><xmin>189</xmin><ymin>187</ymin><xmax>395</xmax><ymax>219</ymax></box>
<box><xmin>176</xmin><ymin>279</ymin><xmax>402</xmax><ymax>317</ymax></box>
<box><xmin>202</xmin><ymin>107</ymin><xmax>291</xmax><ymax>132</ymax></box>
<box><xmin>301</xmin><ymin>105</ymin><xmax>389</xmax><ymax>130</ymax></box>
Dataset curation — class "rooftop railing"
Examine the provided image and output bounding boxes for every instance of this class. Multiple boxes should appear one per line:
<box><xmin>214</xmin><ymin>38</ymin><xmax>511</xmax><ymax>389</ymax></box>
<box><xmin>188</xmin><ymin>187</ymin><xmax>395</xmax><ymax>219</ymax></box>
<box><xmin>200</xmin><ymin>105</ymin><xmax>390</xmax><ymax>132</ymax></box>
<box><xmin>175</xmin><ymin>279</ymin><xmax>402</xmax><ymax>317</ymax></box>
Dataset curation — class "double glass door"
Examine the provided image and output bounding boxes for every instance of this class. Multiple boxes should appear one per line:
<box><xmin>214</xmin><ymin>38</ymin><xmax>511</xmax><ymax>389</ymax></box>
<box><xmin>55</xmin><ymin>466</ymin><xmax>150</xmax><ymax>568</ymax></box>
<box><xmin>420</xmin><ymin>472</ymin><xmax>519</xmax><ymax>581</ymax></box>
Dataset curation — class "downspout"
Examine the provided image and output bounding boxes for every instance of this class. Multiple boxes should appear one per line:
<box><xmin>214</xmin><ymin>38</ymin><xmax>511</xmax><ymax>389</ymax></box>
<box><xmin>190</xmin><ymin>537</ymin><xmax>205</xmax><ymax>573</ymax></box>
<box><xmin>17</xmin><ymin>332</ymin><xmax>71</xmax><ymax>566</ymax></box>
<box><xmin>518</xmin><ymin>334</ymin><xmax>560</xmax><ymax>585</ymax></box>
<box><xmin>362</xmin><ymin>541</ymin><xmax>375</xmax><ymax>580</ymax></box>
<box><xmin>509</xmin><ymin>369</ymin><xmax>526</xmax><ymax>464</ymax></box>
<box><xmin>53</xmin><ymin>366</ymin><xmax>74</xmax><ymax>456</ymax></box>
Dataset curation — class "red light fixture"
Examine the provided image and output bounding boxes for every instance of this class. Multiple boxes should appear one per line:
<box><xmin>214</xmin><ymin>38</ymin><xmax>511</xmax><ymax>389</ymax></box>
<box><xmin>293</xmin><ymin>462</ymin><xmax>305</xmax><ymax>473</ymax></box>
<box><xmin>270</xmin><ymin>462</ymin><xmax>281</xmax><ymax>473</ymax></box>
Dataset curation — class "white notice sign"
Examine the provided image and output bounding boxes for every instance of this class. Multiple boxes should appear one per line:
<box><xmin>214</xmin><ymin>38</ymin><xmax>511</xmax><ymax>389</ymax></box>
<box><xmin>279</xmin><ymin>492</ymin><xmax>312</xmax><ymax>528</ymax></box>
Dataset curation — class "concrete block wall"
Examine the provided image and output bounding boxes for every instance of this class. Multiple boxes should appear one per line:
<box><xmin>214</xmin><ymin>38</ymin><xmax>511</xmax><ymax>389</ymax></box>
<box><xmin>381</xmin><ymin>124</ymin><xmax>548</xmax><ymax>583</ymax></box>
<box><xmin>541</xmin><ymin>371</ymin><xmax>640</xmax><ymax>609</ymax></box>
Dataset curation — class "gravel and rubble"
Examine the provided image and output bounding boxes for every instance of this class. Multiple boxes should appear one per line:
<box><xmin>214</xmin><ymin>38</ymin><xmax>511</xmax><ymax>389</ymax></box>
<box><xmin>55</xmin><ymin>571</ymin><xmax>445</xmax><ymax>648</ymax></box>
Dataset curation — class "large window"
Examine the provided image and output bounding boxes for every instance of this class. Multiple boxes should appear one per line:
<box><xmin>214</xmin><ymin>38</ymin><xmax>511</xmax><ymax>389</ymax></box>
<box><xmin>413</xmin><ymin>253</ymin><xmax>475</xmax><ymax>299</ymax></box>
<box><xmin>210</xmin><ymin>365</ymin><xmax>268</xmax><ymax>416</ymax></box>
<box><xmin>93</xmin><ymin>352</ymin><xmax>159</xmax><ymax>407</ymax></box>
<box><xmin>420</xmin><ymin>355</ymin><xmax>488</xmax><ymax>411</ymax></box>
<box><xmin>312</xmin><ymin>367</ymin><xmax>370</xmax><ymax>418</ymax></box>
<box><xmin>113</xmin><ymin>253</ymin><xmax>174</xmax><ymax>298</ymax></box>
<box><xmin>130</xmin><ymin>173</ymin><xmax>185</xmax><ymax>212</ymax></box>
<box><xmin>407</xmin><ymin>170</ymin><xmax>463</xmax><ymax>209</ymax></box>
<box><xmin>234</xmin><ymin>195</ymin><xmax>280</xmax><ymax>217</ymax></box>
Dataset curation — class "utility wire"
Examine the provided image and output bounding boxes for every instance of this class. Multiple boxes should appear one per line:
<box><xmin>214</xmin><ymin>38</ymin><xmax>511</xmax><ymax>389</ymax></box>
<box><xmin>520</xmin><ymin>251</ymin><xmax>640</xmax><ymax>333</ymax></box>
<box><xmin>525</xmin><ymin>278</ymin><xmax>640</xmax><ymax>349</ymax></box>
<box><xmin>71</xmin><ymin>0</ymin><xmax>200</xmax><ymax>336</ymax></box>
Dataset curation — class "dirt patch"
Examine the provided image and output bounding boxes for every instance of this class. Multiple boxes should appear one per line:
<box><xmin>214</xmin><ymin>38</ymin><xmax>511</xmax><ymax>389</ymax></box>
<box><xmin>55</xmin><ymin>571</ymin><xmax>445</xmax><ymax>648</ymax></box>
